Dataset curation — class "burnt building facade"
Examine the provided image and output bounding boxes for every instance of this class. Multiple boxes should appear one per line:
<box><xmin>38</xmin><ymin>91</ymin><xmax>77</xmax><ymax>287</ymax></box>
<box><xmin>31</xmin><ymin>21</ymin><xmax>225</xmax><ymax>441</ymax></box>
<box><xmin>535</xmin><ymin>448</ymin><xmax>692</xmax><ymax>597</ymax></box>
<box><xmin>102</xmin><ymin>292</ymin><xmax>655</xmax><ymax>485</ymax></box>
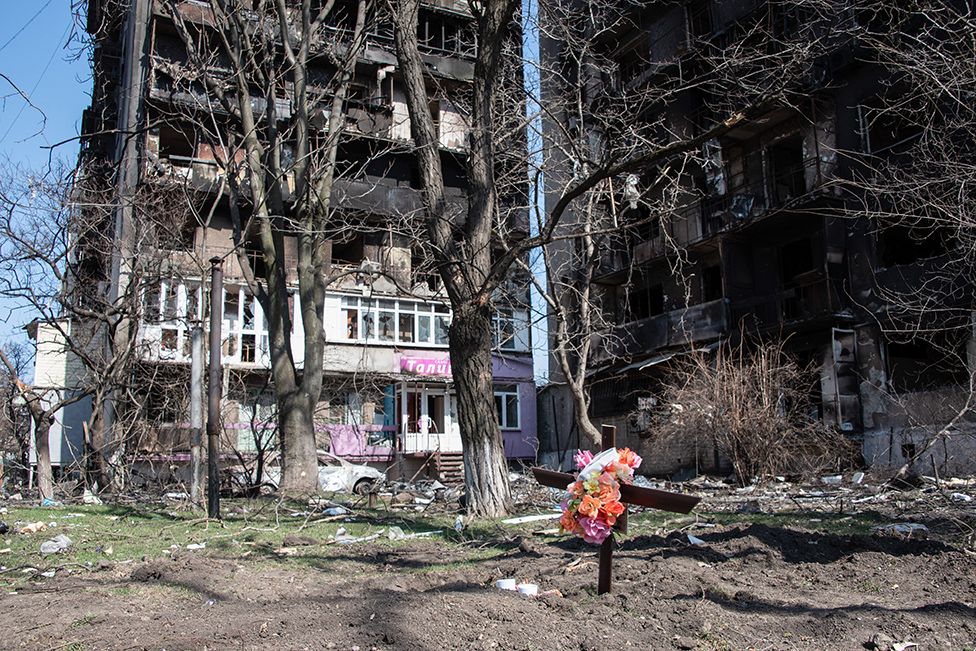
<box><xmin>539</xmin><ymin>0</ymin><xmax>976</xmax><ymax>477</ymax></box>
<box><xmin>35</xmin><ymin>0</ymin><xmax>536</xmax><ymax>486</ymax></box>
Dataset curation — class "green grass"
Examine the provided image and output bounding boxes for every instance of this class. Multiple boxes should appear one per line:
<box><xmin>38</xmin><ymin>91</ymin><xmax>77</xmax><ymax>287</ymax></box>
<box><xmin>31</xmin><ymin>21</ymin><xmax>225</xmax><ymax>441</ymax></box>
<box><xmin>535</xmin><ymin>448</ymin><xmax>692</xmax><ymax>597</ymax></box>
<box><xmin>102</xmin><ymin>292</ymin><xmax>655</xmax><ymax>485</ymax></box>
<box><xmin>0</xmin><ymin>497</ymin><xmax>895</xmax><ymax>591</ymax></box>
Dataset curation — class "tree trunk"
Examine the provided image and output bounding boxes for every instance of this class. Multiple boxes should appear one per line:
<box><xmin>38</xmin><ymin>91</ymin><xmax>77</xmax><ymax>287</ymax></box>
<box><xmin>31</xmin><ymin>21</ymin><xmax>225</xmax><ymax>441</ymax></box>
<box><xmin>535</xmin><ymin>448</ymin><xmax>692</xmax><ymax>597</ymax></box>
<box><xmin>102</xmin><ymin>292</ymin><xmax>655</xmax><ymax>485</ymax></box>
<box><xmin>278</xmin><ymin>393</ymin><xmax>319</xmax><ymax>495</ymax></box>
<box><xmin>450</xmin><ymin>304</ymin><xmax>512</xmax><ymax>516</ymax></box>
<box><xmin>34</xmin><ymin>416</ymin><xmax>54</xmax><ymax>501</ymax></box>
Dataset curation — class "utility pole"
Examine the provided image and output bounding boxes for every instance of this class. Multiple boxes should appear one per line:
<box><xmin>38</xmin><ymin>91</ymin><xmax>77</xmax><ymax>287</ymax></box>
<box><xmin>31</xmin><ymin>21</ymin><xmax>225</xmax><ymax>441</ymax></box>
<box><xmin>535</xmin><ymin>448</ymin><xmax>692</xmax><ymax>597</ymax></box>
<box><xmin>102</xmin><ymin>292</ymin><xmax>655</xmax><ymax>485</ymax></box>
<box><xmin>189</xmin><ymin>324</ymin><xmax>204</xmax><ymax>507</ymax></box>
<box><xmin>207</xmin><ymin>257</ymin><xmax>223</xmax><ymax>519</ymax></box>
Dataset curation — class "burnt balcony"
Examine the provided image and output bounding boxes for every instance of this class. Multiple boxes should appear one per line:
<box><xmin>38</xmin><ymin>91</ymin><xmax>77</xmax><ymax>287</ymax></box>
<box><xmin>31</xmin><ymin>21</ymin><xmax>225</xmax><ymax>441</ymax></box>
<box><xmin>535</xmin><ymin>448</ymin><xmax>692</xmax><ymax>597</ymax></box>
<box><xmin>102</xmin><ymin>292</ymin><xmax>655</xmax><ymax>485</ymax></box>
<box><xmin>731</xmin><ymin>274</ymin><xmax>843</xmax><ymax>331</ymax></box>
<box><xmin>590</xmin><ymin>298</ymin><xmax>730</xmax><ymax>366</ymax></box>
<box><xmin>701</xmin><ymin>153</ymin><xmax>836</xmax><ymax>237</ymax></box>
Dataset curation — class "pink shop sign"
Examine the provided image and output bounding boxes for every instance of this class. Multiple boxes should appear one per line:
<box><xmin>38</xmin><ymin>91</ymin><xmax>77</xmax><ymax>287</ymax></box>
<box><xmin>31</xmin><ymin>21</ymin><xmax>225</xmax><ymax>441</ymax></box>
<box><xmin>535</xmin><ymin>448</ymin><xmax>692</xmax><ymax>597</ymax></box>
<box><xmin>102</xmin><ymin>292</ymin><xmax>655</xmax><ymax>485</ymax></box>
<box><xmin>400</xmin><ymin>357</ymin><xmax>452</xmax><ymax>377</ymax></box>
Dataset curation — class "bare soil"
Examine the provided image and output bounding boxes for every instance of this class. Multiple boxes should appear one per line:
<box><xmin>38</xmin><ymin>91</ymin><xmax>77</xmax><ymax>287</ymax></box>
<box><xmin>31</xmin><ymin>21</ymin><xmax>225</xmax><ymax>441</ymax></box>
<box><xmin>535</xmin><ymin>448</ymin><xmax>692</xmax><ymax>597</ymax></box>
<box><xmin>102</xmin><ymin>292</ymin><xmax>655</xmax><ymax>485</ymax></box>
<box><xmin>4</xmin><ymin>522</ymin><xmax>976</xmax><ymax>650</ymax></box>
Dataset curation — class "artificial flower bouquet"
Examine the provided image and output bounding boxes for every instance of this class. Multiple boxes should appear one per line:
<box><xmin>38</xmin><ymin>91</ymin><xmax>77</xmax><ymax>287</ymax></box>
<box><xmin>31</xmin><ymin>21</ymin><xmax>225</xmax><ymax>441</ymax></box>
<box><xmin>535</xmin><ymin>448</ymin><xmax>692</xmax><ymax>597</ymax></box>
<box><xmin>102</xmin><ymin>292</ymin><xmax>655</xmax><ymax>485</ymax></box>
<box><xmin>559</xmin><ymin>447</ymin><xmax>643</xmax><ymax>544</ymax></box>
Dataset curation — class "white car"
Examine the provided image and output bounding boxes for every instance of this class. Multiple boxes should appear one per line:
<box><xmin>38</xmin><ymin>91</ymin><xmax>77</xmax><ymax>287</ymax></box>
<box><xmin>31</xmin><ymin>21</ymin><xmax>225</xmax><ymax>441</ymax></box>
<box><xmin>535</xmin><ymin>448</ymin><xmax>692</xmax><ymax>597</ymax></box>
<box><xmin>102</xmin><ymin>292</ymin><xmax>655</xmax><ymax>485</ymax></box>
<box><xmin>264</xmin><ymin>451</ymin><xmax>385</xmax><ymax>495</ymax></box>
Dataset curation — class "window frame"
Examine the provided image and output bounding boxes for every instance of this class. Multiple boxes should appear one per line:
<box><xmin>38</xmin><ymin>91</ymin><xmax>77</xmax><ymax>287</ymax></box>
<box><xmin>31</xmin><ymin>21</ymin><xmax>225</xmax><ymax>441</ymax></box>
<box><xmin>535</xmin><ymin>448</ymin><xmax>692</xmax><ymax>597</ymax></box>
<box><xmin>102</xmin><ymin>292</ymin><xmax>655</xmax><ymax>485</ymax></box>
<box><xmin>493</xmin><ymin>386</ymin><xmax>521</xmax><ymax>430</ymax></box>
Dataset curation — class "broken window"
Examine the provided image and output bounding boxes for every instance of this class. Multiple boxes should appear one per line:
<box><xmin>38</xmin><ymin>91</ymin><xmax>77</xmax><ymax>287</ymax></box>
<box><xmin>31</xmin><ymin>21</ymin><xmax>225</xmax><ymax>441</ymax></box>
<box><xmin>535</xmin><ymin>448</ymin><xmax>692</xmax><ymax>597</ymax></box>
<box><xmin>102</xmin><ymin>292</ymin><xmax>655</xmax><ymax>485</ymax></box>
<box><xmin>858</xmin><ymin>101</ymin><xmax>922</xmax><ymax>156</ymax></box>
<box><xmin>702</xmin><ymin>264</ymin><xmax>722</xmax><ymax>302</ymax></box>
<box><xmin>886</xmin><ymin>334</ymin><xmax>969</xmax><ymax>393</ymax></box>
<box><xmin>767</xmin><ymin>135</ymin><xmax>806</xmax><ymax>204</ymax></box>
<box><xmin>417</xmin><ymin>11</ymin><xmax>475</xmax><ymax>58</ymax></box>
<box><xmin>158</xmin><ymin>125</ymin><xmax>195</xmax><ymax>163</ymax></box>
<box><xmin>686</xmin><ymin>0</ymin><xmax>713</xmax><ymax>40</ymax></box>
<box><xmin>331</xmin><ymin>234</ymin><xmax>364</xmax><ymax>266</ymax></box>
<box><xmin>629</xmin><ymin>283</ymin><xmax>665</xmax><ymax>321</ymax></box>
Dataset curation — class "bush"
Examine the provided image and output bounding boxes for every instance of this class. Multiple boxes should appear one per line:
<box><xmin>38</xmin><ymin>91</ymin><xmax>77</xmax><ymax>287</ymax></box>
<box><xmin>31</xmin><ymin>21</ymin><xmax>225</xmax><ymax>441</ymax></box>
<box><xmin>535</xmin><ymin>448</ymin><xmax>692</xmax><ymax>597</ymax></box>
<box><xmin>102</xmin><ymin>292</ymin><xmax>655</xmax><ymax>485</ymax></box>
<box><xmin>650</xmin><ymin>340</ymin><xmax>854</xmax><ymax>485</ymax></box>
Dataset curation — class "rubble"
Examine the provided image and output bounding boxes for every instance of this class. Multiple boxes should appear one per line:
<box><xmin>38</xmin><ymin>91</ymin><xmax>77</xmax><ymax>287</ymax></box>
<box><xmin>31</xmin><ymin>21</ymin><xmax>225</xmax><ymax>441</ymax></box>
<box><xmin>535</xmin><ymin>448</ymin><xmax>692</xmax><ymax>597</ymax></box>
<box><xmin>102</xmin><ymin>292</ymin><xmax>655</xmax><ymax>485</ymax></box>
<box><xmin>871</xmin><ymin>523</ymin><xmax>930</xmax><ymax>539</ymax></box>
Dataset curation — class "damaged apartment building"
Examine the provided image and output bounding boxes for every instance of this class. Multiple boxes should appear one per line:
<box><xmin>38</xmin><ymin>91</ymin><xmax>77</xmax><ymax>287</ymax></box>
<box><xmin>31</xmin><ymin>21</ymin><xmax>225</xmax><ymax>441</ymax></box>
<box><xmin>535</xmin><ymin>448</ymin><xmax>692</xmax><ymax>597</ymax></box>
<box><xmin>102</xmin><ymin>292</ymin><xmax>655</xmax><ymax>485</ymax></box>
<box><xmin>539</xmin><ymin>0</ymin><xmax>976</xmax><ymax>477</ymax></box>
<box><xmin>33</xmin><ymin>0</ymin><xmax>536</xmax><ymax>486</ymax></box>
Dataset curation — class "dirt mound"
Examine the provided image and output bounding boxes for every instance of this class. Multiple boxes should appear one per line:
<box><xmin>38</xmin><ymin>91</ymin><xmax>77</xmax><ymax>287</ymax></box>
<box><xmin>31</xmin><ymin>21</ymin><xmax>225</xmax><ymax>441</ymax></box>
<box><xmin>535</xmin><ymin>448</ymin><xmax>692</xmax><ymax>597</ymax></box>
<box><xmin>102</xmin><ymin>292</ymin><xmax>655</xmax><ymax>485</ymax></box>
<box><xmin>7</xmin><ymin>524</ymin><xmax>976</xmax><ymax>650</ymax></box>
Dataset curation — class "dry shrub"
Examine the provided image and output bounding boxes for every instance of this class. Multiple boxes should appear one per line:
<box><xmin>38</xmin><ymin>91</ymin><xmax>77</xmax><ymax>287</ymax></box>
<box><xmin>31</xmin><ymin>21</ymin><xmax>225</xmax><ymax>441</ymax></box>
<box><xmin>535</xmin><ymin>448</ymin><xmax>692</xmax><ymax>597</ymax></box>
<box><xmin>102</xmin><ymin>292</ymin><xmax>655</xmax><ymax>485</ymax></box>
<box><xmin>652</xmin><ymin>340</ymin><xmax>853</xmax><ymax>485</ymax></box>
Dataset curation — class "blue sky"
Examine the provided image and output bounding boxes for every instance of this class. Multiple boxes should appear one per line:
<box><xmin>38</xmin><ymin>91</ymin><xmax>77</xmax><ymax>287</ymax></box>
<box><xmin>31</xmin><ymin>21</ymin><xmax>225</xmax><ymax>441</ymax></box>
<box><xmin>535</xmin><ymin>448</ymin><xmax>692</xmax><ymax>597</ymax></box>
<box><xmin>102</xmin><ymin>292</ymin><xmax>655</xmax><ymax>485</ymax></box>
<box><xmin>0</xmin><ymin>0</ymin><xmax>90</xmax><ymax>341</ymax></box>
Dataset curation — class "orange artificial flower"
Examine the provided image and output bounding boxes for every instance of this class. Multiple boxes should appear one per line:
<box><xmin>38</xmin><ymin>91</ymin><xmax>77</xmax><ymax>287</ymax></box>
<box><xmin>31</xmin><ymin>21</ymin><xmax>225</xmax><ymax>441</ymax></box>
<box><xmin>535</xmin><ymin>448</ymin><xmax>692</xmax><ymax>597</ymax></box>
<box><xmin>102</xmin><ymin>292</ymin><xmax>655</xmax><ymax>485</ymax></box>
<box><xmin>569</xmin><ymin>481</ymin><xmax>586</xmax><ymax>497</ymax></box>
<box><xmin>597</xmin><ymin>482</ymin><xmax>621</xmax><ymax>503</ymax></box>
<box><xmin>618</xmin><ymin>448</ymin><xmax>642</xmax><ymax>470</ymax></box>
<box><xmin>602</xmin><ymin>499</ymin><xmax>625</xmax><ymax>518</ymax></box>
<box><xmin>578</xmin><ymin>494</ymin><xmax>601</xmax><ymax>518</ymax></box>
<box><xmin>560</xmin><ymin>509</ymin><xmax>579</xmax><ymax>533</ymax></box>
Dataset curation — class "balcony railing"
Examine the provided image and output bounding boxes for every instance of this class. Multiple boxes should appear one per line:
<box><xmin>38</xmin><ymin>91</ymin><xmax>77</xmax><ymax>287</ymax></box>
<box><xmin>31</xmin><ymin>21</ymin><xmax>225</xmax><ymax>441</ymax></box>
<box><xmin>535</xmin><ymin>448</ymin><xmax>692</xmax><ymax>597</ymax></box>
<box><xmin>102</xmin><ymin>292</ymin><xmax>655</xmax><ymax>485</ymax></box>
<box><xmin>702</xmin><ymin>154</ymin><xmax>832</xmax><ymax>236</ymax></box>
<box><xmin>590</xmin><ymin>298</ymin><xmax>730</xmax><ymax>366</ymax></box>
<box><xmin>731</xmin><ymin>275</ymin><xmax>840</xmax><ymax>331</ymax></box>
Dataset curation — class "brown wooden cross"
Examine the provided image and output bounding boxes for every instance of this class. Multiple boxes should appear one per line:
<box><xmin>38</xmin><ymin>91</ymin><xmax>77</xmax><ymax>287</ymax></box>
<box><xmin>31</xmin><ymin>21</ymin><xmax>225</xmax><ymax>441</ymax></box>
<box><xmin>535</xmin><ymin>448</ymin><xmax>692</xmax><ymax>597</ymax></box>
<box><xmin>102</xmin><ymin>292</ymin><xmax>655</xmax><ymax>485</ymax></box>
<box><xmin>531</xmin><ymin>424</ymin><xmax>701</xmax><ymax>594</ymax></box>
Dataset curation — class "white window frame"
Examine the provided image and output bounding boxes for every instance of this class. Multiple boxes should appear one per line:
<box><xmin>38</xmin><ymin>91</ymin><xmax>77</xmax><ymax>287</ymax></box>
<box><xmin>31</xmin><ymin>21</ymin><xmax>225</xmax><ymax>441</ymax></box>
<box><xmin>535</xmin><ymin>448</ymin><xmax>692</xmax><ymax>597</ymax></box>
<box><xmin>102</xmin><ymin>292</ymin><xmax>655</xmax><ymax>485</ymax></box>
<box><xmin>494</xmin><ymin>387</ymin><xmax>520</xmax><ymax>430</ymax></box>
<box><xmin>493</xmin><ymin>307</ymin><xmax>529</xmax><ymax>352</ymax></box>
<box><xmin>145</xmin><ymin>279</ymin><xmax>203</xmax><ymax>361</ymax></box>
<box><xmin>337</xmin><ymin>295</ymin><xmax>451</xmax><ymax>347</ymax></box>
<box><xmin>223</xmin><ymin>285</ymin><xmax>269</xmax><ymax>365</ymax></box>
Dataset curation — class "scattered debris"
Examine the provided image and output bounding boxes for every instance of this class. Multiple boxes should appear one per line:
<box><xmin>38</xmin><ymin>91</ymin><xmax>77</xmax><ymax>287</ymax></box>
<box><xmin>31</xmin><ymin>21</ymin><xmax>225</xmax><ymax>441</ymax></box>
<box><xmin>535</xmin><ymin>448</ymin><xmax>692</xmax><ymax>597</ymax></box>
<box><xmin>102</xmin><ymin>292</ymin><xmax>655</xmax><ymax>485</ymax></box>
<box><xmin>454</xmin><ymin>515</ymin><xmax>464</xmax><ymax>533</ymax></box>
<box><xmin>0</xmin><ymin>521</ymin><xmax>7</xmax><ymax>535</ymax></box>
<box><xmin>40</xmin><ymin>534</ymin><xmax>73</xmax><ymax>555</ymax></box>
<box><xmin>386</xmin><ymin>526</ymin><xmax>408</xmax><ymax>541</ymax></box>
<box><xmin>501</xmin><ymin>513</ymin><xmax>561</xmax><ymax>525</ymax></box>
<box><xmin>516</xmin><ymin>582</ymin><xmax>538</xmax><ymax>596</ymax></box>
<box><xmin>871</xmin><ymin>523</ymin><xmax>929</xmax><ymax>539</ymax></box>
<box><xmin>322</xmin><ymin>506</ymin><xmax>348</xmax><ymax>517</ymax></box>
<box><xmin>40</xmin><ymin>570</ymin><xmax>56</xmax><ymax>578</ymax></box>
<box><xmin>950</xmin><ymin>493</ymin><xmax>972</xmax><ymax>503</ymax></box>
<box><xmin>852</xmin><ymin>472</ymin><xmax>865</xmax><ymax>485</ymax></box>
<box><xmin>82</xmin><ymin>489</ymin><xmax>103</xmax><ymax>505</ymax></box>
<box><xmin>495</xmin><ymin>578</ymin><xmax>516</xmax><ymax>590</ymax></box>
<box><xmin>186</xmin><ymin>543</ymin><xmax>206</xmax><ymax>551</ymax></box>
<box><xmin>821</xmin><ymin>475</ymin><xmax>843</xmax><ymax>485</ymax></box>
<box><xmin>19</xmin><ymin>521</ymin><xmax>47</xmax><ymax>534</ymax></box>
<box><xmin>687</xmin><ymin>534</ymin><xmax>706</xmax><ymax>546</ymax></box>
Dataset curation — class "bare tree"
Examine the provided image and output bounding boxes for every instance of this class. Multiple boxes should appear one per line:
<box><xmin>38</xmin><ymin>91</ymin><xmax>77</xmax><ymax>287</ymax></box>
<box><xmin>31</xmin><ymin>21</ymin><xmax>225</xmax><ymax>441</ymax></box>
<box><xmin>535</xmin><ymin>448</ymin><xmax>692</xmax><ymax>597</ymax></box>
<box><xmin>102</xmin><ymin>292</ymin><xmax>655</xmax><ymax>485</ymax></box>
<box><xmin>0</xmin><ymin>342</ymin><xmax>33</xmax><ymax>491</ymax></box>
<box><xmin>158</xmin><ymin>0</ymin><xmax>378</xmax><ymax>494</ymax></box>
<box><xmin>0</xmin><ymin>161</ymin><xmax>189</xmax><ymax>497</ymax></box>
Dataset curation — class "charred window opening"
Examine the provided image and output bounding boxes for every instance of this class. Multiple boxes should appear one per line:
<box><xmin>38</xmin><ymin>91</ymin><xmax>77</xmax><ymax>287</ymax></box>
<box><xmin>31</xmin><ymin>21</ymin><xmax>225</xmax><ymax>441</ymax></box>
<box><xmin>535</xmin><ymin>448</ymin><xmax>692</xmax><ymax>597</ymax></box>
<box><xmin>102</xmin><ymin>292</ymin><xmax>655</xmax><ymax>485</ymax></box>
<box><xmin>858</xmin><ymin>101</ymin><xmax>922</xmax><ymax>156</ymax></box>
<box><xmin>768</xmin><ymin>135</ymin><xmax>806</xmax><ymax>204</ymax></box>
<box><xmin>702</xmin><ymin>264</ymin><xmax>723</xmax><ymax>302</ymax></box>
<box><xmin>331</xmin><ymin>234</ymin><xmax>365</xmax><ymax>266</ymax></box>
<box><xmin>687</xmin><ymin>0</ymin><xmax>713</xmax><ymax>40</ymax></box>
<box><xmin>629</xmin><ymin>283</ymin><xmax>665</xmax><ymax>321</ymax></box>
<box><xmin>158</xmin><ymin>125</ymin><xmax>195</xmax><ymax>163</ymax></box>
<box><xmin>779</xmin><ymin>238</ymin><xmax>816</xmax><ymax>286</ymax></box>
<box><xmin>417</xmin><ymin>11</ymin><xmax>476</xmax><ymax>59</ymax></box>
<box><xmin>411</xmin><ymin>247</ymin><xmax>441</xmax><ymax>292</ymax></box>
<box><xmin>878</xmin><ymin>224</ymin><xmax>954</xmax><ymax>267</ymax></box>
<box><xmin>886</xmin><ymin>334</ymin><xmax>969</xmax><ymax>393</ymax></box>
<box><xmin>615</xmin><ymin>44</ymin><xmax>648</xmax><ymax>88</ymax></box>
<box><xmin>158</xmin><ymin>220</ymin><xmax>196</xmax><ymax>252</ymax></box>
<box><xmin>244</xmin><ymin>239</ymin><xmax>267</xmax><ymax>278</ymax></box>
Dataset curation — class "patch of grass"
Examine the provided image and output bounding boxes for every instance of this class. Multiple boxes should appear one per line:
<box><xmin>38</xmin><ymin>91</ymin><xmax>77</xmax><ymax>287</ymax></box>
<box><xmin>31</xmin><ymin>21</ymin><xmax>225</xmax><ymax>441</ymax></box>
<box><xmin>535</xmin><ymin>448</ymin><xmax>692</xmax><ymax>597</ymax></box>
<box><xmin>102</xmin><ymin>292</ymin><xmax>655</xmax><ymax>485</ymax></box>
<box><xmin>70</xmin><ymin>614</ymin><xmax>96</xmax><ymax>629</ymax></box>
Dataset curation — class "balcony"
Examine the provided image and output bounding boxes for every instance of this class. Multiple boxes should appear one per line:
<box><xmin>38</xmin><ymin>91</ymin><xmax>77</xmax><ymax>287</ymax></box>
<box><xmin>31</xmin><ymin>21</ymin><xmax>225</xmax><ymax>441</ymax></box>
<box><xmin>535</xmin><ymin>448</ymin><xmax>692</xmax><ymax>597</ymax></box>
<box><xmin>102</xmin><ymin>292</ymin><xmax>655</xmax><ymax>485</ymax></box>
<box><xmin>701</xmin><ymin>153</ymin><xmax>835</xmax><ymax>237</ymax></box>
<box><xmin>590</xmin><ymin>298</ymin><xmax>730</xmax><ymax>366</ymax></box>
<box><xmin>731</xmin><ymin>274</ymin><xmax>842</xmax><ymax>331</ymax></box>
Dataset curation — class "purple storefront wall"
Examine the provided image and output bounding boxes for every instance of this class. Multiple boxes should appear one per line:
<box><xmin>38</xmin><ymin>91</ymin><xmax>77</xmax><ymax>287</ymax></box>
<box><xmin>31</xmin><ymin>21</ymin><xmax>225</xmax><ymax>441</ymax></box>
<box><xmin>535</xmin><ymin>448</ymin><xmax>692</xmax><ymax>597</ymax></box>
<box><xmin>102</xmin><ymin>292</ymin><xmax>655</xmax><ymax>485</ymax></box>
<box><xmin>493</xmin><ymin>354</ymin><xmax>537</xmax><ymax>459</ymax></box>
<box><xmin>328</xmin><ymin>354</ymin><xmax>537</xmax><ymax>463</ymax></box>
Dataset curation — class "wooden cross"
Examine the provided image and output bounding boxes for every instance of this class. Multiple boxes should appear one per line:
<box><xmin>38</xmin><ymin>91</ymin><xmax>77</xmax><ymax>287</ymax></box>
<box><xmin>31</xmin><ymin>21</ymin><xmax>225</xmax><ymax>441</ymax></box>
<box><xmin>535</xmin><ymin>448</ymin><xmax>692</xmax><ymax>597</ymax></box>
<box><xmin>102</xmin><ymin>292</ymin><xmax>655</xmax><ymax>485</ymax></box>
<box><xmin>532</xmin><ymin>425</ymin><xmax>701</xmax><ymax>594</ymax></box>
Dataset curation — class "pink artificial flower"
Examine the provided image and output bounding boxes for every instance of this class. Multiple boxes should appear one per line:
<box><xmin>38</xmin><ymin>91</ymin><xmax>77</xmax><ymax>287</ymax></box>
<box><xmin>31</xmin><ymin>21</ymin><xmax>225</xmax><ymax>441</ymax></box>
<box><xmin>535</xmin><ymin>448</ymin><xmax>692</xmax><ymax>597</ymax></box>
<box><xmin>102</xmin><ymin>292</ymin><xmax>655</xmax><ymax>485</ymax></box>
<box><xmin>578</xmin><ymin>516</ymin><xmax>612</xmax><ymax>544</ymax></box>
<box><xmin>574</xmin><ymin>449</ymin><xmax>594</xmax><ymax>470</ymax></box>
